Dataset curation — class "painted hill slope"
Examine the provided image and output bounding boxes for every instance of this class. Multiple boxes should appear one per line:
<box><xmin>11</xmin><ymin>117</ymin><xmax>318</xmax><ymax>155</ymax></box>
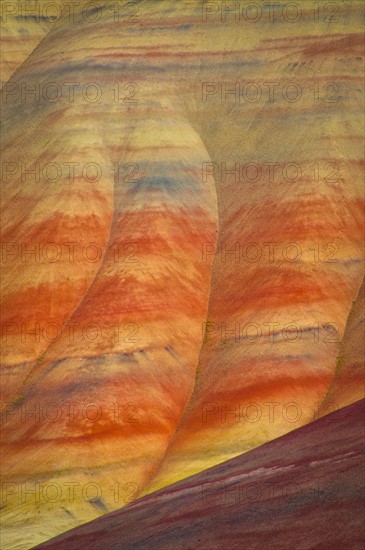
<box><xmin>320</xmin><ymin>276</ymin><xmax>364</xmax><ymax>414</ymax></box>
<box><xmin>1</xmin><ymin>1</ymin><xmax>364</xmax><ymax>548</ymax></box>
<box><xmin>35</xmin><ymin>399</ymin><xmax>365</xmax><ymax>550</ymax></box>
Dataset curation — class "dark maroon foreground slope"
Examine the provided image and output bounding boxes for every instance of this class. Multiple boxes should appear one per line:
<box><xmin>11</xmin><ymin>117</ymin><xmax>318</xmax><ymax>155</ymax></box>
<box><xmin>35</xmin><ymin>399</ymin><xmax>365</xmax><ymax>550</ymax></box>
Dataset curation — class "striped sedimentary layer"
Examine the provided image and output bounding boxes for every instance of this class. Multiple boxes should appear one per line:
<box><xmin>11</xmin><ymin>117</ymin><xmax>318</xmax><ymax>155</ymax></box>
<box><xmin>319</xmin><ymin>276</ymin><xmax>364</xmax><ymax>413</ymax></box>
<box><xmin>34</xmin><ymin>399</ymin><xmax>365</xmax><ymax>550</ymax></box>
<box><xmin>0</xmin><ymin>1</ymin><xmax>54</xmax><ymax>87</ymax></box>
<box><xmin>141</xmin><ymin>2</ymin><xmax>365</xmax><ymax>492</ymax></box>
<box><xmin>1</xmin><ymin>1</ymin><xmax>364</xmax><ymax>548</ymax></box>
<box><xmin>1</xmin><ymin>4</ymin><xmax>219</xmax><ymax>547</ymax></box>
